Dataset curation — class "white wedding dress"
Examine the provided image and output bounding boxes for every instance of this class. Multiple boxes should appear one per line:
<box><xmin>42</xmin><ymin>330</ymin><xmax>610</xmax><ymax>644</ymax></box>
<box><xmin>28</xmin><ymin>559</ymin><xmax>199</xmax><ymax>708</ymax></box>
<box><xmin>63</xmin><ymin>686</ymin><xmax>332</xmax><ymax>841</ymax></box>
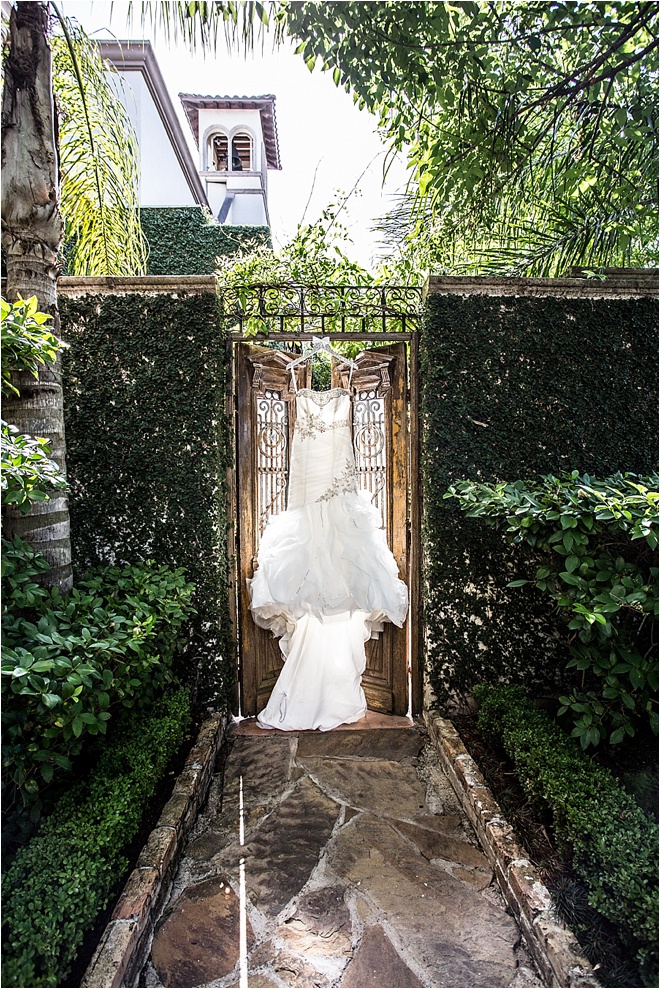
<box><xmin>248</xmin><ymin>387</ymin><xmax>408</xmax><ymax>731</ymax></box>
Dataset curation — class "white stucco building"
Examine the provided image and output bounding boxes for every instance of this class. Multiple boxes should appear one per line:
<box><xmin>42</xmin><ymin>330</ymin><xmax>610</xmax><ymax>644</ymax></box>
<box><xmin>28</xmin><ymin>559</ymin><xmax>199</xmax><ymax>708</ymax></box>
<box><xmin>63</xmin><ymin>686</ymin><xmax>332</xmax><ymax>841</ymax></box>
<box><xmin>98</xmin><ymin>41</ymin><xmax>281</xmax><ymax>226</ymax></box>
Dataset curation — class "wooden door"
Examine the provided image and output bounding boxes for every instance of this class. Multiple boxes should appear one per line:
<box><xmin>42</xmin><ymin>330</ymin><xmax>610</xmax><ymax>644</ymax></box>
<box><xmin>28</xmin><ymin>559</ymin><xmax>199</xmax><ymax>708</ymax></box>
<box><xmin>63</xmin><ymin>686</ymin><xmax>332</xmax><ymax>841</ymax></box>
<box><xmin>236</xmin><ymin>341</ymin><xmax>409</xmax><ymax>717</ymax></box>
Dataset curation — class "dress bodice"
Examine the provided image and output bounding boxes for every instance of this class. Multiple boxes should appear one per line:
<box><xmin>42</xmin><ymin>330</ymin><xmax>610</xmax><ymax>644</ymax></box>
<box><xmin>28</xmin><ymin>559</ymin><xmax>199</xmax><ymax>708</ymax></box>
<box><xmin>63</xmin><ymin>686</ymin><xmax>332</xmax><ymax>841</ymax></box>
<box><xmin>297</xmin><ymin>387</ymin><xmax>348</xmax><ymax>404</ymax></box>
<box><xmin>287</xmin><ymin>388</ymin><xmax>357</xmax><ymax>509</ymax></box>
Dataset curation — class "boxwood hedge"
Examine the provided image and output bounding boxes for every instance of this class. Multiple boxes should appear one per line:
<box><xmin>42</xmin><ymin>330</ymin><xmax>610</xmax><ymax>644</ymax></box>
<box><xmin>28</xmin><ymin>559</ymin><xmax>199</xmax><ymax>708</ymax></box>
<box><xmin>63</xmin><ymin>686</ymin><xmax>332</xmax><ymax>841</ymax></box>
<box><xmin>1</xmin><ymin>686</ymin><xmax>192</xmax><ymax>988</ymax></box>
<box><xmin>476</xmin><ymin>683</ymin><xmax>658</xmax><ymax>985</ymax></box>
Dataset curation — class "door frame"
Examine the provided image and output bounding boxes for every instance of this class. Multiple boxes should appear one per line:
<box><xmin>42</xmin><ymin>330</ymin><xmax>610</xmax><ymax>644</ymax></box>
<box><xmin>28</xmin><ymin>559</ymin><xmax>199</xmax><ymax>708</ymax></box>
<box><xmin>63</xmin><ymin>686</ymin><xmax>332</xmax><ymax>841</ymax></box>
<box><xmin>226</xmin><ymin>330</ymin><xmax>423</xmax><ymax>718</ymax></box>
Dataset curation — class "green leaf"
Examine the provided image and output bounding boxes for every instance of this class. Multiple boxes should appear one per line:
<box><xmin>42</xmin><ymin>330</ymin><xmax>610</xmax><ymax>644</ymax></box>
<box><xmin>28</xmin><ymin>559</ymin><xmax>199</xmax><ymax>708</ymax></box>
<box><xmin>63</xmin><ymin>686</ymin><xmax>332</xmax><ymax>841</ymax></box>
<box><xmin>52</xmin><ymin>753</ymin><xmax>73</xmax><ymax>770</ymax></box>
<box><xmin>629</xmin><ymin>668</ymin><xmax>645</xmax><ymax>690</ymax></box>
<box><xmin>31</xmin><ymin>660</ymin><xmax>54</xmax><ymax>673</ymax></box>
<box><xmin>41</xmin><ymin>693</ymin><xmax>61</xmax><ymax>709</ymax></box>
<box><xmin>40</xmin><ymin>763</ymin><xmax>55</xmax><ymax>783</ymax></box>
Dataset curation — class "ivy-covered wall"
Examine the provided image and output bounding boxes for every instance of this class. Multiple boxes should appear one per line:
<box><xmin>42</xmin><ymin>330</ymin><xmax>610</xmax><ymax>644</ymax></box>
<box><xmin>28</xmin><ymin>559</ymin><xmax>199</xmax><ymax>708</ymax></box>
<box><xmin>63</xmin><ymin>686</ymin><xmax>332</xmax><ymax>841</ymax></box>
<box><xmin>421</xmin><ymin>291</ymin><xmax>659</xmax><ymax>703</ymax></box>
<box><xmin>140</xmin><ymin>207</ymin><xmax>271</xmax><ymax>275</ymax></box>
<box><xmin>60</xmin><ymin>291</ymin><xmax>233</xmax><ymax>708</ymax></box>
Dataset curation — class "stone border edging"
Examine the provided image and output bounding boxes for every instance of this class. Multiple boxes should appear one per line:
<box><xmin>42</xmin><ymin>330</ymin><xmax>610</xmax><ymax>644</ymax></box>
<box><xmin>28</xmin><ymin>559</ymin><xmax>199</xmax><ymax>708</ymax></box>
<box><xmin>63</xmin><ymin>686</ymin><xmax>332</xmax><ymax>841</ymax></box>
<box><xmin>81</xmin><ymin>713</ymin><xmax>226</xmax><ymax>989</ymax></box>
<box><xmin>424</xmin><ymin>711</ymin><xmax>600</xmax><ymax>989</ymax></box>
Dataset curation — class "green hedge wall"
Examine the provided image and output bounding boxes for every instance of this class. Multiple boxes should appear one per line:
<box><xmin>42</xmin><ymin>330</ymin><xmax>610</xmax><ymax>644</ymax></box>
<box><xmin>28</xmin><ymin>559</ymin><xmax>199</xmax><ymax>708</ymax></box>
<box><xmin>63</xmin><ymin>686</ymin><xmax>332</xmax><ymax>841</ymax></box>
<box><xmin>60</xmin><ymin>292</ymin><xmax>233</xmax><ymax>707</ymax></box>
<box><xmin>421</xmin><ymin>292</ymin><xmax>659</xmax><ymax>702</ymax></box>
<box><xmin>140</xmin><ymin>207</ymin><xmax>271</xmax><ymax>275</ymax></box>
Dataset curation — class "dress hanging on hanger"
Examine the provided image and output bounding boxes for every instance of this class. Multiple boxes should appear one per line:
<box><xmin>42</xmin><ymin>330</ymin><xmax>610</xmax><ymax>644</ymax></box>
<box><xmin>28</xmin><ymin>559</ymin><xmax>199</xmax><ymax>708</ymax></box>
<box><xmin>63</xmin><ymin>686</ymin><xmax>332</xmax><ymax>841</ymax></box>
<box><xmin>287</xmin><ymin>335</ymin><xmax>357</xmax><ymax>393</ymax></box>
<box><xmin>248</xmin><ymin>343</ymin><xmax>408</xmax><ymax>731</ymax></box>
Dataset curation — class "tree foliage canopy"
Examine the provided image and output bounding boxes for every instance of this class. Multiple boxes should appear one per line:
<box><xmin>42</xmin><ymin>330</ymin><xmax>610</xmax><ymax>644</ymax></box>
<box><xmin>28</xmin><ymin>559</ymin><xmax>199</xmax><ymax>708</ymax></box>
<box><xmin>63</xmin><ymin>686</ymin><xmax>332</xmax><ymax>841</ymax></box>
<box><xmin>283</xmin><ymin>1</ymin><xmax>659</xmax><ymax>275</ymax></box>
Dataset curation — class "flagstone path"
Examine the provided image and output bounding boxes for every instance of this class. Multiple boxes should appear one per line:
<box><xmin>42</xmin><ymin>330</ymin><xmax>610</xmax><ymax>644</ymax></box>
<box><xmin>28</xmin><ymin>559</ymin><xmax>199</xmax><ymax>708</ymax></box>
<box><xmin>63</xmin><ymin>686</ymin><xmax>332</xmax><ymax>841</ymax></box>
<box><xmin>140</xmin><ymin>716</ymin><xmax>543</xmax><ymax>989</ymax></box>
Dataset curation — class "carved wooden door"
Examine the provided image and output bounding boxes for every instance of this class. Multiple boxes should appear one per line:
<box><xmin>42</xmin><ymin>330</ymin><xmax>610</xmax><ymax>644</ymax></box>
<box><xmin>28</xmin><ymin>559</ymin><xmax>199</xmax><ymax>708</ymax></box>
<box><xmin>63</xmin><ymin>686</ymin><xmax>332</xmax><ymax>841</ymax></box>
<box><xmin>236</xmin><ymin>341</ymin><xmax>408</xmax><ymax>717</ymax></box>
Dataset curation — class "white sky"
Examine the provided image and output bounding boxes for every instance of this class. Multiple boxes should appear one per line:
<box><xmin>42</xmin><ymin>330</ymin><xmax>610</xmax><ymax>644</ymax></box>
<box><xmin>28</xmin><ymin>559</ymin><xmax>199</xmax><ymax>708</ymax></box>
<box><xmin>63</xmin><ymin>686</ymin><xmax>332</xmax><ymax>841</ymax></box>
<box><xmin>59</xmin><ymin>1</ymin><xmax>411</xmax><ymax>271</ymax></box>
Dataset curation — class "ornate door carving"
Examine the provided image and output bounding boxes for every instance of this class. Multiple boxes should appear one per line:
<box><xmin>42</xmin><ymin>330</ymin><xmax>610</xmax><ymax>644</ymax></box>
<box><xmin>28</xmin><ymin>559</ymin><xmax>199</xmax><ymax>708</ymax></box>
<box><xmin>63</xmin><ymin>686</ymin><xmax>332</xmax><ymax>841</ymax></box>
<box><xmin>236</xmin><ymin>342</ymin><xmax>408</xmax><ymax>717</ymax></box>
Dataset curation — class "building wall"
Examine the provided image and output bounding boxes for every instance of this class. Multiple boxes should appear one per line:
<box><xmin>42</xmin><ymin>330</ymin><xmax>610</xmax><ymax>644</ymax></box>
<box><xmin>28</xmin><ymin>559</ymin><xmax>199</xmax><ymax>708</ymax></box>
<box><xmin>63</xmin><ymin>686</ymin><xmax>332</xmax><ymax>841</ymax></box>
<box><xmin>227</xmin><ymin>195</ymin><xmax>267</xmax><ymax>225</ymax></box>
<box><xmin>110</xmin><ymin>70</ymin><xmax>196</xmax><ymax>207</ymax></box>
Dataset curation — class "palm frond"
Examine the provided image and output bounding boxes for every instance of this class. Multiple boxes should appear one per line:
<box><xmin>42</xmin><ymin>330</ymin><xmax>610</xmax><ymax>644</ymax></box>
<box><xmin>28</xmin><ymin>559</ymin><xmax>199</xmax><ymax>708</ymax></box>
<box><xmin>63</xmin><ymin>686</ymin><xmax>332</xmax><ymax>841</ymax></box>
<box><xmin>51</xmin><ymin>10</ymin><xmax>147</xmax><ymax>277</ymax></box>
<box><xmin>374</xmin><ymin>155</ymin><xmax>658</xmax><ymax>279</ymax></box>
<box><xmin>123</xmin><ymin>1</ymin><xmax>283</xmax><ymax>54</ymax></box>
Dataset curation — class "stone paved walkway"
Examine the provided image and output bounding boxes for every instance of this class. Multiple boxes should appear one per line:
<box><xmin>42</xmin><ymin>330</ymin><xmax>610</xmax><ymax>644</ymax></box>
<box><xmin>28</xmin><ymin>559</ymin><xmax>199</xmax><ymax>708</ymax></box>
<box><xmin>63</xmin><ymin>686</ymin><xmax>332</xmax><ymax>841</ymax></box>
<box><xmin>141</xmin><ymin>718</ymin><xmax>543</xmax><ymax>989</ymax></box>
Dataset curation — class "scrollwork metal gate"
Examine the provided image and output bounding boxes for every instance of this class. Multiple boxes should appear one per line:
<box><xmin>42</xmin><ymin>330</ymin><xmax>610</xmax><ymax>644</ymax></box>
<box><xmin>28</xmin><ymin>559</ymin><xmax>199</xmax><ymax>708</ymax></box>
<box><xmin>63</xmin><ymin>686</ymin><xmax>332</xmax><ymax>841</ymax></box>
<box><xmin>228</xmin><ymin>285</ymin><xmax>423</xmax><ymax>719</ymax></box>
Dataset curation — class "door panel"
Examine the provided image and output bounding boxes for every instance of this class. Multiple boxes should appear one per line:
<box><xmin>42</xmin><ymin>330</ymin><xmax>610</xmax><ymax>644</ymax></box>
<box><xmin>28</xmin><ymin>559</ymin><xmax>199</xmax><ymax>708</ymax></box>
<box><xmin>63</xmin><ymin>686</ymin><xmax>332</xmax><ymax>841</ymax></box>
<box><xmin>237</xmin><ymin>341</ymin><xmax>408</xmax><ymax>717</ymax></box>
<box><xmin>335</xmin><ymin>345</ymin><xmax>408</xmax><ymax>714</ymax></box>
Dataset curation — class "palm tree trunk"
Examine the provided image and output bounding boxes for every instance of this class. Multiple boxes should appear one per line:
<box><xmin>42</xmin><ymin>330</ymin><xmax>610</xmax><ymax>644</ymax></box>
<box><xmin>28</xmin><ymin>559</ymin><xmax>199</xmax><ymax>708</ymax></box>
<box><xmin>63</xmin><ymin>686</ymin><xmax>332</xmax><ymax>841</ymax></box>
<box><xmin>2</xmin><ymin>1</ymin><xmax>72</xmax><ymax>591</ymax></box>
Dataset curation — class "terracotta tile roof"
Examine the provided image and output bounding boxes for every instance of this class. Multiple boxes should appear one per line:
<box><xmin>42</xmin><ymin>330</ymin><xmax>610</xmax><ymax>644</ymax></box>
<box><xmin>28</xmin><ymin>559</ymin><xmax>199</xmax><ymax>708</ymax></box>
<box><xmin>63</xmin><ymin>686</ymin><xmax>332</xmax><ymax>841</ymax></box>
<box><xmin>179</xmin><ymin>94</ymin><xmax>281</xmax><ymax>169</ymax></box>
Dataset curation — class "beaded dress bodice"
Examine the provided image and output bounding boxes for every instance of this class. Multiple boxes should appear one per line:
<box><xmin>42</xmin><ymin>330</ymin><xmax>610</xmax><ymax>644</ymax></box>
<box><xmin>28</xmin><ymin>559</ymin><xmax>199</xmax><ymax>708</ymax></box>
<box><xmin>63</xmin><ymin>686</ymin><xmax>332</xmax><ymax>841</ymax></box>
<box><xmin>286</xmin><ymin>389</ymin><xmax>358</xmax><ymax>510</ymax></box>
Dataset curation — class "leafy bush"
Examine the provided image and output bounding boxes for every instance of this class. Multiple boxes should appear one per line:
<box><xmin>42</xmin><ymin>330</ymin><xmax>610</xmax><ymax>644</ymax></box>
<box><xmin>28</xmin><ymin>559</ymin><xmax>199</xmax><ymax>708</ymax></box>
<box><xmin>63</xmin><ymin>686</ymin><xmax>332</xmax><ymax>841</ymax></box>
<box><xmin>1</xmin><ymin>297</ymin><xmax>62</xmax><ymax>397</ymax></box>
<box><xmin>215</xmin><ymin>202</ymin><xmax>377</xmax><ymax>338</ymax></box>
<box><xmin>1</xmin><ymin>536</ymin><xmax>50</xmax><ymax>611</ymax></box>
<box><xmin>475</xmin><ymin>684</ymin><xmax>659</xmax><ymax>986</ymax></box>
<box><xmin>1</xmin><ymin>687</ymin><xmax>192</xmax><ymax>989</ymax></box>
<box><xmin>1</xmin><ymin>297</ymin><xmax>68</xmax><ymax>513</ymax></box>
<box><xmin>2</xmin><ymin>538</ymin><xmax>195</xmax><ymax>816</ymax></box>
<box><xmin>1</xmin><ymin>422</ymin><xmax>67</xmax><ymax>512</ymax></box>
<box><xmin>446</xmin><ymin>472</ymin><xmax>659</xmax><ymax>747</ymax></box>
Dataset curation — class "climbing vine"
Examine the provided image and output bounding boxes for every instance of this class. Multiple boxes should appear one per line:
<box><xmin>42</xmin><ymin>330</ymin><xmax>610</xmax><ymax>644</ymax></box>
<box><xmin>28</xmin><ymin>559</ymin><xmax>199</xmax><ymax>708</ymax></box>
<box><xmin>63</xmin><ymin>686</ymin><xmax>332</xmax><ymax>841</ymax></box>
<box><xmin>421</xmin><ymin>291</ymin><xmax>658</xmax><ymax>704</ymax></box>
<box><xmin>60</xmin><ymin>291</ymin><xmax>234</xmax><ymax>707</ymax></box>
<box><xmin>140</xmin><ymin>207</ymin><xmax>270</xmax><ymax>275</ymax></box>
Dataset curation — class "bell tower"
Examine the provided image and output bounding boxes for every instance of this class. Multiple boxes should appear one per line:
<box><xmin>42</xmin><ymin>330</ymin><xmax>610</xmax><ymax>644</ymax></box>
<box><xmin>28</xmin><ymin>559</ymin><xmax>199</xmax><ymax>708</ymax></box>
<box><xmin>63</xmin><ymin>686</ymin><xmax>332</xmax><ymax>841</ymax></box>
<box><xmin>180</xmin><ymin>94</ymin><xmax>281</xmax><ymax>226</ymax></box>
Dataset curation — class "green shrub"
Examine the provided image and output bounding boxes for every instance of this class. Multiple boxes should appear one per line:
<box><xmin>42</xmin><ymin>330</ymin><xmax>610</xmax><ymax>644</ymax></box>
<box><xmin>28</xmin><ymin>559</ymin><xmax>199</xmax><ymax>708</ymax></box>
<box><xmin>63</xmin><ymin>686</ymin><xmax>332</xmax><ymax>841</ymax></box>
<box><xmin>447</xmin><ymin>472</ymin><xmax>659</xmax><ymax>747</ymax></box>
<box><xmin>475</xmin><ymin>684</ymin><xmax>659</xmax><ymax>985</ymax></box>
<box><xmin>1</xmin><ymin>686</ymin><xmax>192</xmax><ymax>989</ymax></box>
<box><xmin>1</xmin><ymin>298</ymin><xmax>68</xmax><ymax>513</ymax></box>
<box><xmin>1</xmin><ymin>533</ymin><xmax>51</xmax><ymax>611</ymax></box>
<box><xmin>2</xmin><ymin>539</ymin><xmax>195</xmax><ymax>814</ymax></box>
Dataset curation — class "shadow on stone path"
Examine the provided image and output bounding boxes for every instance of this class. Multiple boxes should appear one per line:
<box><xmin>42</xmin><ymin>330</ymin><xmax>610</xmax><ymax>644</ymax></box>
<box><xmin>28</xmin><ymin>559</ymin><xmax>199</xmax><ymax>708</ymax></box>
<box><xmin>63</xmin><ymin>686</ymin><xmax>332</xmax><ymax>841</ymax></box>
<box><xmin>140</xmin><ymin>722</ymin><xmax>543</xmax><ymax>989</ymax></box>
